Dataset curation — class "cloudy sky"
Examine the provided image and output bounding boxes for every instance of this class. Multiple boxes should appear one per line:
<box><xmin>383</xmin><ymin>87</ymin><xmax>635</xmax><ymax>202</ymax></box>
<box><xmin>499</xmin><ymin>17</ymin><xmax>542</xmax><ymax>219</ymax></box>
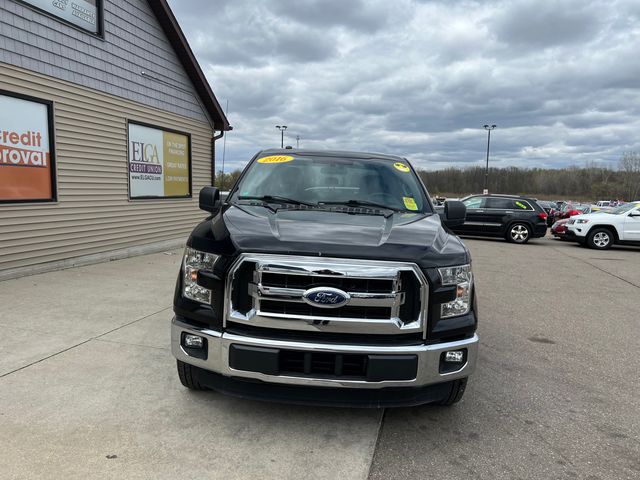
<box><xmin>167</xmin><ymin>0</ymin><xmax>640</xmax><ymax>172</ymax></box>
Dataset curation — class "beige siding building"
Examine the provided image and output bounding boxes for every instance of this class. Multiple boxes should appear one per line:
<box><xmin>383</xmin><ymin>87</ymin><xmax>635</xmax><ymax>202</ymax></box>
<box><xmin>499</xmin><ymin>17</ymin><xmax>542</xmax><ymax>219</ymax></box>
<box><xmin>0</xmin><ymin>0</ymin><xmax>230</xmax><ymax>279</ymax></box>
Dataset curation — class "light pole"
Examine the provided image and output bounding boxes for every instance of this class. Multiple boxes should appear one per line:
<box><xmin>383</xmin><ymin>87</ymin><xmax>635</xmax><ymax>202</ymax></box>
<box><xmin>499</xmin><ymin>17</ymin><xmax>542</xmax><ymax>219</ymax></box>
<box><xmin>483</xmin><ymin>124</ymin><xmax>496</xmax><ymax>193</ymax></box>
<box><xmin>296</xmin><ymin>135</ymin><xmax>300</xmax><ymax>148</ymax></box>
<box><xmin>276</xmin><ymin>125</ymin><xmax>287</xmax><ymax>148</ymax></box>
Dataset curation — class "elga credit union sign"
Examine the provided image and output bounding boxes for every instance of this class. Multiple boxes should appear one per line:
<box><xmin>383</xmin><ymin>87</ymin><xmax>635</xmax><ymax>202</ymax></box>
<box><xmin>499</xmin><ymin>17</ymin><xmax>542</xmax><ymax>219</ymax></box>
<box><xmin>128</xmin><ymin>123</ymin><xmax>191</xmax><ymax>199</ymax></box>
<box><xmin>0</xmin><ymin>93</ymin><xmax>55</xmax><ymax>202</ymax></box>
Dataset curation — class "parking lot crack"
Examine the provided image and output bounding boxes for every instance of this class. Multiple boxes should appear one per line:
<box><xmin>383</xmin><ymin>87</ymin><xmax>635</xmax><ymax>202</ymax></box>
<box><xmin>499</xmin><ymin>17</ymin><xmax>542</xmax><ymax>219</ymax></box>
<box><xmin>550</xmin><ymin>247</ymin><xmax>640</xmax><ymax>289</ymax></box>
<box><xmin>0</xmin><ymin>306</ymin><xmax>171</xmax><ymax>379</ymax></box>
<box><xmin>366</xmin><ymin>409</ymin><xmax>387</xmax><ymax>479</ymax></box>
<box><xmin>92</xmin><ymin>306</ymin><xmax>172</xmax><ymax>340</ymax></box>
<box><xmin>93</xmin><ymin>338</ymin><xmax>169</xmax><ymax>351</ymax></box>
<box><xmin>0</xmin><ymin>339</ymin><xmax>93</xmax><ymax>379</ymax></box>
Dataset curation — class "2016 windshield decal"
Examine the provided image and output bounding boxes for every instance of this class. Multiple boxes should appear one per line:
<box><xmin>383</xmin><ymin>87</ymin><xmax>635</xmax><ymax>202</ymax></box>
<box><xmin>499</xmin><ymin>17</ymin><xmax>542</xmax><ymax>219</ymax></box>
<box><xmin>257</xmin><ymin>155</ymin><xmax>294</xmax><ymax>164</ymax></box>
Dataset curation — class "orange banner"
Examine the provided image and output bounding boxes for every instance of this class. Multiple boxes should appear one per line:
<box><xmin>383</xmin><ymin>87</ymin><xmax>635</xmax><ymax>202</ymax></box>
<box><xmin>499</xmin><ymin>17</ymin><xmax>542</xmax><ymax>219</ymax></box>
<box><xmin>1</xmin><ymin>94</ymin><xmax>54</xmax><ymax>202</ymax></box>
<box><xmin>0</xmin><ymin>146</ymin><xmax>53</xmax><ymax>201</ymax></box>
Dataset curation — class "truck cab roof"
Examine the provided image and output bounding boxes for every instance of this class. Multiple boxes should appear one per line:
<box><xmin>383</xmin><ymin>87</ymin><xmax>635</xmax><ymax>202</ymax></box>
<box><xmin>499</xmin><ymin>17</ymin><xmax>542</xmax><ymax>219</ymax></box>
<box><xmin>256</xmin><ymin>149</ymin><xmax>408</xmax><ymax>163</ymax></box>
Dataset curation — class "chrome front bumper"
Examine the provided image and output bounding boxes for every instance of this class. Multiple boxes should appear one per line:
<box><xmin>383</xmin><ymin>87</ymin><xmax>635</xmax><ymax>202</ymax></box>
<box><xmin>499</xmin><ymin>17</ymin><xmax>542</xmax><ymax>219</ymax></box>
<box><xmin>172</xmin><ymin>318</ymin><xmax>478</xmax><ymax>389</ymax></box>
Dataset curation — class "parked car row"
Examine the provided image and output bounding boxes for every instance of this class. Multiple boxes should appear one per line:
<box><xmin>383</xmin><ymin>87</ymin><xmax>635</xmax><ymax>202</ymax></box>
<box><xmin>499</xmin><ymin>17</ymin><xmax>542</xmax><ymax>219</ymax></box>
<box><xmin>437</xmin><ymin>193</ymin><xmax>640</xmax><ymax>251</ymax></box>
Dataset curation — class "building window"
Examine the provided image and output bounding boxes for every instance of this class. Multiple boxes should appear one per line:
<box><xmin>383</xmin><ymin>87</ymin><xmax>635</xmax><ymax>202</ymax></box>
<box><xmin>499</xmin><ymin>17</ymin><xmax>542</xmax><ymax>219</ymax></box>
<box><xmin>127</xmin><ymin>121</ymin><xmax>192</xmax><ymax>200</ymax></box>
<box><xmin>0</xmin><ymin>91</ymin><xmax>57</xmax><ymax>203</ymax></box>
<box><xmin>17</xmin><ymin>0</ymin><xmax>104</xmax><ymax>36</ymax></box>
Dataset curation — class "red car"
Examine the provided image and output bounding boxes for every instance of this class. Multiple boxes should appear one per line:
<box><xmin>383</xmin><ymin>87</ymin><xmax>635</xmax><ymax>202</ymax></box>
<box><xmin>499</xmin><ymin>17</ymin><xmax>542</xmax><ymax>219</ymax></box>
<box><xmin>555</xmin><ymin>203</ymin><xmax>587</xmax><ymax>221</ymax></box>
<box><xmin>551</xmin><ymin>218</ymin><xmax>570</xmax><ymax>239</ymax></box>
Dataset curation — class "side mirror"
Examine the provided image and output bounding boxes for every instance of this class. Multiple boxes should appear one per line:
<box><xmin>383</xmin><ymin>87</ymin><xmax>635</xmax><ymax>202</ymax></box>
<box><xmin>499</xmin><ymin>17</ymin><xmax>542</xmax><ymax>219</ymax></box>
<box><xmin>442</xmin><ymin>200</ymin><xmax>466</xmax><ymax>227</ymax></box>
<box><xmin>199</xmin><ymin>186</ymin><xmax>221</xmax><ymax>213</ymax></box>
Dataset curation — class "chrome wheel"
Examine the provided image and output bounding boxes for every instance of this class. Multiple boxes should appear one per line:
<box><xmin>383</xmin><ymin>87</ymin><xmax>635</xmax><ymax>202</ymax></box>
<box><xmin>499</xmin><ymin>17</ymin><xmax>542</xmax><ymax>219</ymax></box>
<box><xmin>509</xmin><ymin>224</ymin><xmax>530</xmax><ymax>243</ymax></box>
<box><xmin>587</xmin><ymin>228</ymin><xmax>613</xmax><ymax>249</ymax></box>
<box><xmin>593</xmin><ymin>232</ymin><xmax>610</xmax><ymax>248</ymax></box>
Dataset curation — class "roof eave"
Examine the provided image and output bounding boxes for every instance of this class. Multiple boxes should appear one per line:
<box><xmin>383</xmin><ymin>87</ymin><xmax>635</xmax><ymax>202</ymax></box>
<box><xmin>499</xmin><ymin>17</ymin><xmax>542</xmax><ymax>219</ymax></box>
<box><xmin>147</xmin><ymin>0</ymin><xmax>230</xmax><ymax>131</ymax></box>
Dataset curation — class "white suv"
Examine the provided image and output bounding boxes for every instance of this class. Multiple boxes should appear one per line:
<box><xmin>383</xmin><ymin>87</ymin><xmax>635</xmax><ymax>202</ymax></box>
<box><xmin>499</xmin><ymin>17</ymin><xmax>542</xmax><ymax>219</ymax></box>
<box><xmin>566</xmin><ymin>202</ymin><xmax>640</xmax><ymax>249</ymax></box>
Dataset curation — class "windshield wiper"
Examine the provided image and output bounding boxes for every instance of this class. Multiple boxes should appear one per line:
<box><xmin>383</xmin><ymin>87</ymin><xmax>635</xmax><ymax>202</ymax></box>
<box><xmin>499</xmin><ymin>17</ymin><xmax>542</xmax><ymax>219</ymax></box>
<box><xmin>237</xmin><ymin>195</ymin><xmax>316</xmax><ymax>207</ymax></box>
<box><xmin>317</xmin><ymin>200</ymin><xmax>403</xmax><ymax>217</ymax></box>
<box><xmin>319</xmin><ymin>200</ymin><xmax>401</xmax><ymax>211</ymax></box>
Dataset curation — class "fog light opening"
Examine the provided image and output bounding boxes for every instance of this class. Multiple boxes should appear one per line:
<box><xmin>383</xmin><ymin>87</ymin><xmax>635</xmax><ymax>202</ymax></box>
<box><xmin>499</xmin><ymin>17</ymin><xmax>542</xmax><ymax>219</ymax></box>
<box><xmin>183</xmin><ymin>334</ymin><xmax>204</xmax><ymax>349</ymax></box>
<box><xmin>445</xmin><ymin>350</ymin><xmax>465</xmax><ymax>363</ymax></box>
<box><xmin>440</xmin><ymin>349</ymin><xmax>467</xmax><ymax>374</ymax></box>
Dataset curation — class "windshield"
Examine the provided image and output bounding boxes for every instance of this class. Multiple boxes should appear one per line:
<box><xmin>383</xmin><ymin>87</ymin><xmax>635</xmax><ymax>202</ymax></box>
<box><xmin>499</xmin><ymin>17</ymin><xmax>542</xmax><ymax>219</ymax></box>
<box><xmin>608</xmin><ymin>203</ymin><xmax>640</xmax><ymax>215</ymax></box>
<box><xmin>230</xmin><ymin>153</ymin><xmax>430</xmax><ymax>213</ymax></box>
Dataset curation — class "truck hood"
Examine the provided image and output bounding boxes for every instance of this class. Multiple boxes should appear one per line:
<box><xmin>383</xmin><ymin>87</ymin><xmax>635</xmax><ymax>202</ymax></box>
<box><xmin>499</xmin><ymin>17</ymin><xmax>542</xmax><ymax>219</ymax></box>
<box><xmin>202</xmin><ymin>204</ymin><xmax>469</xmax><ymax>269</ymax></box>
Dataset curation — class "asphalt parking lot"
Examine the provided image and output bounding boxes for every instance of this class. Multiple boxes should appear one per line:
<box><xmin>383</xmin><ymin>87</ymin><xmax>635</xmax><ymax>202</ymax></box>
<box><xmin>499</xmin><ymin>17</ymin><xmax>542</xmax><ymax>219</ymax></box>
<box><xmin>1</xmin><ymin>236</ymin><xmax>639</xmax><ymax>479</ymax></box>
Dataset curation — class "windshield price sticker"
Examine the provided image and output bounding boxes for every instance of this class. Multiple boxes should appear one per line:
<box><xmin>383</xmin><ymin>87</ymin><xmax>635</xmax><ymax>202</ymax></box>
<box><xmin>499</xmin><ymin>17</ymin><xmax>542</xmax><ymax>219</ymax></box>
<box><xmin>515</xmin><ymin>201</ymin><xmax>528</xmax><ymax>209</ymax></box>
<box><xmin>394</xmin><ymin>162</ymin><xmax>410</xmax><ymax>172</ymax></box>
<box><xmin>403</xmin><ymin>197</ymin><xmax>418</xmax><ymax>210</ymax></box>
<box><xmin>258</xmin><ymin>155</ymin><xmax>294</xmax><ymax>164</ymax></box>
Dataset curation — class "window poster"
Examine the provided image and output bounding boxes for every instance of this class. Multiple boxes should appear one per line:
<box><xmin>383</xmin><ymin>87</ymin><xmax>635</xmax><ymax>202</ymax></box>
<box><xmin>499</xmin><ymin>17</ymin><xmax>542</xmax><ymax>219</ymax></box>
<box><xmin>21</xmin><ymin>0</ymin><xmax>101</xmax><ymax>34</ymax></box>
<box><xmin>0</xmin><ymin>93</ymin><xmax>55</xmax><ymax>202</ymax></box>
<box><xmin>128</xmin><ymin>122</ymin><xmax>191</xmax><ymax>199</ymax></box>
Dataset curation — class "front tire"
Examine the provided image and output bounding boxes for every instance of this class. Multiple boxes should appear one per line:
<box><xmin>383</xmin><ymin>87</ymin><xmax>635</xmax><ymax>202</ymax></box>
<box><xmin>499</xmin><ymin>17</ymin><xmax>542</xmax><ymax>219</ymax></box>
<box><xmin>438</xmin><ymin>378</ymin><xmax>468</xmax><ymax>406</ymax></box>
<box><xmin>587</xmin><ymin>228</ymin><xmax>614</xmax><ymax>250</ymax></box>
<box><xmin>177</xmin><ymin>360</ymin><xmax>207</xmax><ymax>390</ymax></box>
<box><xmin>507</xmin><ymin>223</ymin><xmax>531</xmax><ymax>244</ymax></box>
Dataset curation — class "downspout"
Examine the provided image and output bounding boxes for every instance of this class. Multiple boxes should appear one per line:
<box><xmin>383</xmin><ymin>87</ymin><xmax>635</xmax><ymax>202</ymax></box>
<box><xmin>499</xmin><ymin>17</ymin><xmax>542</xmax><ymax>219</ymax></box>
<box><xmin>211</xmin><ymin>130</ymin><xmax>224</xmax><ymax>186</ymax></box>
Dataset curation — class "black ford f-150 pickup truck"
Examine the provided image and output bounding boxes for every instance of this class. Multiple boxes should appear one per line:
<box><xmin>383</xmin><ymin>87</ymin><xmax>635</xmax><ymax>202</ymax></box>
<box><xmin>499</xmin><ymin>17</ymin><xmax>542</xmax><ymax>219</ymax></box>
<box><xmin>171</xmin><ymin>149</ymin><xmax>478</xmax><ymax>407</ymax></box>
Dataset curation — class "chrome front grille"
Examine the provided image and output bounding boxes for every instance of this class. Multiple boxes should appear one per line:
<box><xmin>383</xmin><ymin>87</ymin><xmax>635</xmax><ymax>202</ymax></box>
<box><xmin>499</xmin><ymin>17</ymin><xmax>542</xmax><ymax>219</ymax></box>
<box><xmin>224</xmin><ymin>254</ymin><xmax>428</xmax><ymax>336</ymax></box>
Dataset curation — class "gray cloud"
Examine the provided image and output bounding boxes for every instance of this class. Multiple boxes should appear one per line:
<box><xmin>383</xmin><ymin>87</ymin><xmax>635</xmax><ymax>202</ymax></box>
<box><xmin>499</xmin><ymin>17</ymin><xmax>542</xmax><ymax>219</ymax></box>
<box><xmin>168</xmin><ymin>0</ymin><xmax>640</xmax><ymax>172</ymax></box>
<box><xmin>489</xmin><ymin>0</ymin><xmax>603</xmax><ymax>48</ymax></box>
<box><xmin>269</xmin><ymin>0</ymin><xmax>392</xmax><ymax>32</ymax></box>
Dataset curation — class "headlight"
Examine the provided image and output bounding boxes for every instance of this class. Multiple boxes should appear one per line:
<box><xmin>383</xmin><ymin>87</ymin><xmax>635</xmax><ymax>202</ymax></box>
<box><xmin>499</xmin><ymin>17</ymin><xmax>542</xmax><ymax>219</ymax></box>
<box><xmin>183</xmin><ymin>247</ymin><xmax>219</xmax><ymax>304</ymax></box>
<box><xmin>576</xmin><ymin>219</ymin><xmax>589</xmax><ymax>224</ymax></box>
<box><xmin>438</xmin><ymin>264</ymin><xmax>472</xmax><ymax>319</ymax></box>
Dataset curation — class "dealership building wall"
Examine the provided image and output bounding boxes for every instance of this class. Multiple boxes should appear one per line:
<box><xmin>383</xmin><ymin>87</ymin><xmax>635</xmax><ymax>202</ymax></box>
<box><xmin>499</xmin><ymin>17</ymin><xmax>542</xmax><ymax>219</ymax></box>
<box><xmin>0</xmin><ymin>0</ymin><xmax>230</xmax><ymax>279</ymax></box>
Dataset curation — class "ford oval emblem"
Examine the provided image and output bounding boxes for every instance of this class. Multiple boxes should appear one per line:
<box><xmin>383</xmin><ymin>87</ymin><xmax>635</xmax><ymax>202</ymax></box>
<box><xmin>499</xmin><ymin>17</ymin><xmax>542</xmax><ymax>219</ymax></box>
<box><xmin>302</xmin><ymin>287</ymin><xmax>350</xmax><ymax>309</ymax></box>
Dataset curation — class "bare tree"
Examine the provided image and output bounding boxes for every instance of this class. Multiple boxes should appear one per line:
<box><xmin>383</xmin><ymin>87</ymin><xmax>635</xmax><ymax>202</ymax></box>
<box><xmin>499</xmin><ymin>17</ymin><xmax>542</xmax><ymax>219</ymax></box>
<box><xmin>418</xmin><ymin>163</ymin><xmax>636</xmax><ymax>199</ymax></box>
<box><xmin>619</xmin><ymin>152</ymin><xmax>640</xmax><ymax>200</ymax></box>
